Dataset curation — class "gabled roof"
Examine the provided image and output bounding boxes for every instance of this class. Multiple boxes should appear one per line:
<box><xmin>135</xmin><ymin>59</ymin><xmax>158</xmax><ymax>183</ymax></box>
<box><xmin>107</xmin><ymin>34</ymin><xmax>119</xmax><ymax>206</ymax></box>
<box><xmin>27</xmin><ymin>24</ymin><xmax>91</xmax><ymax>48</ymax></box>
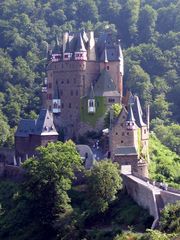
<box><xmin>15</xmin><ymin>109</ymin><xmax>58</xmax><ymax>137</ymax></box>
<box><xmin>15</xmin><ymin>119</ymin><xmax>36</xmax><ymax>137</ymax></box>
<box><xmin>114</xmin><ymin>146</ymin><xmax>137</xmax><ymax>156</ymax></box>
<box><xmin>35</xmin><ymin>109</ymin><xmax>58</xmax><ymax>136</ymax></box>
<box><xmin>75</xmin><ymin>33</ymin><xmax>86</xmax><ymax>52</ymax></box>
<box><xmin>94</xmin><ymin>70</ymin><xmax>120</xmax><ymax>97</ymax></box>
<box><xmin>126</xmin><ymin>105</ymin><xmax>135</xmax><ymax>122</ymax></box>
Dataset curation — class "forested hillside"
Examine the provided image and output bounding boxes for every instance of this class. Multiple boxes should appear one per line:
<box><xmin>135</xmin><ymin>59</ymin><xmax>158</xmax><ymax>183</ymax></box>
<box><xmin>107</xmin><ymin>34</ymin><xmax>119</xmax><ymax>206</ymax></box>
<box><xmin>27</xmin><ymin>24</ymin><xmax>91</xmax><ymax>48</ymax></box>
<box><xmin>0</xmin><ymin>0</ymin><xmax>179</xmax><ymax>150</ymax></box>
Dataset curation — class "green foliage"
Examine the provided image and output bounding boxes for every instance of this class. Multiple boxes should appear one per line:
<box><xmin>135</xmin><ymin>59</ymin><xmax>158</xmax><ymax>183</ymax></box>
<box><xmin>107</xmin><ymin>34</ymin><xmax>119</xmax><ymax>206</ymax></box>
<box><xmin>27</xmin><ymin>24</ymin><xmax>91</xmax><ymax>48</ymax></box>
<box><xmin>159</xmin><ymin>201</ymin><xmax>180</xmax><ymax>234</ymax></box>
<box><xmin>104</xmin><ymin>103</ymin><xmax>122</xmax><ymax>128</ymax></box>
<box><xmin>149</xmin><ymin>133</ymin><xmax>180</xmax><ymax>188</ymax></box>
<box><xmin>80</xmin><ymin>96</ymin><xmax>106</xmax><ymax>127</ymax></box>
<box><xmin>0</xmin><ymin>0</ymin><xmax>179</xmax><ymax>144</ymax></box>
<box><xmin>86</xmin><ymin>160</ymin><xmax>122</xmax><ymax>213</ymax></box>
<box><xmin>152</xmin><ymin>124</ymin><xmax>180</xmax><ymax>155</ymax></box>
<box><xmin>0</xmin><ymin>141</ymin><xmax>82</xmax><ymax>240</ymax></box>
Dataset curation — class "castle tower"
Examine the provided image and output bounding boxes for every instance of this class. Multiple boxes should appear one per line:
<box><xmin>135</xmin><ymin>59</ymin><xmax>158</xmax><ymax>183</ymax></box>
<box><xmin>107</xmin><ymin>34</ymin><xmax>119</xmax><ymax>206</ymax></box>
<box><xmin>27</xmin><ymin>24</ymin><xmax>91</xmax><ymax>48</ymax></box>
<box><xmin>74</xmin><ymin>33</ymin><xmax>87</xmax><ymax>61</ymax></box>
<box><xmin>109</xmin><ymin>94</ymin><xmax>149</xmax><ymax>177</ymax></box>
<box><xmin>46</xmin><ymin>30</ymin><xmax>124</xmax><ymax>139</ymax></box>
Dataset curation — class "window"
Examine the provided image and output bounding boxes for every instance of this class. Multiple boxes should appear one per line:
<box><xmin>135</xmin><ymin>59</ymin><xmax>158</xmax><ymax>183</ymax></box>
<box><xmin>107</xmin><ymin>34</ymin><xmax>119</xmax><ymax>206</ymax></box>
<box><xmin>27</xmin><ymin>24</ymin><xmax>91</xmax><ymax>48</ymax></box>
<box><xmin>64</xmin><ymin>54</ymin><xmax>68</xmax><ymax>58</ymax></box>
<box><xmin>121</xmin><ymin>140</ymin><xmax>124</xmax><ymax>143</ymax></box>
<box><xmin>89</xmin><ymin>100</ymin><xmax>94</xmax><ymax>107</ymax></box>
<box><xmin>109</xmin><ymin>98</ymin><xmax>115</xmax><ymax>103</ymax></box>
<box><xmin>61</xmin><ymin>103</ymin><xmax>64</xmax><ymax>108</ymax></box>
<box><xmin>116</xmin><ymin>132</ymin><xmax>118</xmax><ymax>135</ymax></box>
<box><xmin>69</xmin><ymin>103</ymin><xmax>71</xmax><ymax>108</ymax></box>
<box><xmin>121</xmin><ymin>123</ymin><xmax>123</xmax><ymax>127</ymax></box>
<box><xmin>70</xmin><ymin>90</ymin><xmax>73</xmax><ymax>96</ymax></box>
<box><xmin>76</xmin><ymin>90</ymin><xmax>78</xmax><ymax>96</ymax></box>
<box><xmin>67</xmin><ymin>79</ymin><xmax>69</xmax><ymax>84</ymax></box>
<box><xmin>61</xmin><ymin>80</ymin><xmax>64</xmax><ymax>84</ymax></box>
<box><xmin>144</xmin><ymin>129</ymin><xmax>146</xmax><ymax>134</ymax></box>
<box><xmin>122</xmin><ymin>132</ymin><xmax>124</xmax><ymax>136</ymax></box>
<box><xmin>106</xmin><ymin>66</ymin><xmax>110</xmax><ymax>70</ymax></box>
<box><xmin>127</xmin><ymin>132</ymin><xmax>129</xmax><ymax>135</ymax></box>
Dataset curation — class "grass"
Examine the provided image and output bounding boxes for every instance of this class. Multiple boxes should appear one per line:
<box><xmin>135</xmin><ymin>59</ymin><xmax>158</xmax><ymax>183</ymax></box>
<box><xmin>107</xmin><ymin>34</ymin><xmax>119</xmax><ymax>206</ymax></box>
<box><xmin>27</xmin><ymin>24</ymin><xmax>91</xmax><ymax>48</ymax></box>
<box><xmin>80</xmin><ymin>96</ymin><xmax>106</xmax><ymax>127</ymax></box>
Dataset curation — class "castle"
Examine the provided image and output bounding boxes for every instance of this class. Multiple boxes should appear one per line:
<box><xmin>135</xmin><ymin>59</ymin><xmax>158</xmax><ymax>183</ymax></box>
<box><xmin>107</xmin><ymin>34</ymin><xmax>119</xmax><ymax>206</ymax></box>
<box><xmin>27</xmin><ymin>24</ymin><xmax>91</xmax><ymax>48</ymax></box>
<box><xmin>15</xmin><ymin>30</ymin><xmax>149</xmax><ymax>177</ymax></box>
<box><xmin>43</xmin><ymin>30</ymin><xmax>123</xmax><ymax>139</ymax></box>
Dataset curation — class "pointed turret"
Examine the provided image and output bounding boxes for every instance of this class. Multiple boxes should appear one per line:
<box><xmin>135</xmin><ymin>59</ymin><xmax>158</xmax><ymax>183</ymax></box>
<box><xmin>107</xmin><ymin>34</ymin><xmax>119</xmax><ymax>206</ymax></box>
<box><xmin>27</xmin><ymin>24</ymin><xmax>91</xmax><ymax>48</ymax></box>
<box><xmin>51</xmin><ymin>36</ymin><xmax>61</xmax><ymax>62</ymax></box>
<box><xmin>76</xmin><ymin>33</ymin><xmax>86</xmax><ymax>52</ymax></box>
<box><xmin>132</xmin><ymin>95</ymin><xmax>146</xmax><ymax>128</ymax></box>
<box><xmin>63</xmin><ymin>37</ymin><xmax>72</xmax><ymax>61</ymax></box>
<box><xmin>126</xmin><ymin>105</ymin><xmax>136</xmax><ymax>130</ymax></box>
<box><xmin>118</xmin><ymin>39</ymin><xmax>124</xmax><ymax>75</ymax></box>
<box><xmin>35</xmin><ymin>109</ymin><xmax>58</xmax><ymax>136</ymax></box>
<box><xmin>75</xmin><ymin>33</ymin><xmax>87</xmax><ymax>60</ymax></box>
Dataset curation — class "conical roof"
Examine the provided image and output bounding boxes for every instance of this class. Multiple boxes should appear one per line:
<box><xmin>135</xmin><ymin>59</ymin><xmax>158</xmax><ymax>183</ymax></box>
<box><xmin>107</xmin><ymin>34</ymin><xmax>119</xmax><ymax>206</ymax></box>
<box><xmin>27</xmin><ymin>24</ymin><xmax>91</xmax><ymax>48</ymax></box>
<box><xmin>52</xmin><ymin>37</ymin><xmax>60</xmax><ymax>54</ymax></box>
<box><xmin>126</xmin><ymin>105</ymin><xmax>135</xmax><ymax>122</ymax></box>
<box><xmin>64</xmin><ymin>37</ymin><xmax>71</xmax><ymax>53</ymax></box>
<box><xmin>75</xmin><ymin>33</ymin><xmax>86</xmax><ymax>52</ymax></box>
<box><xmin>89</xmin><ymin>84</ymin><xmax>95</xmax><ymax>99</ymax></box>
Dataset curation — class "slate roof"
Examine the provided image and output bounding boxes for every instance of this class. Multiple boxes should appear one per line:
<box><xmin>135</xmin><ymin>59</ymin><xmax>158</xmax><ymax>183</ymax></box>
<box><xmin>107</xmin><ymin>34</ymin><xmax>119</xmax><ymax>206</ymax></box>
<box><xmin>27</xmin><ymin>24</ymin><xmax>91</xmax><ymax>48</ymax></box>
<box><xmin>52</xmin><ymin>37</ymin><xmax>61</xmax><ymax>54</ymax></box>
<box><xmin>114</xmin><ymin>146</ymin><xmax>137</xmax><ymax>156</ymax></box>
<box><xmin>126</xmin><ymin>105</ymin><xmax>135</xmax><ymax>122</ymax></box>
<box><xmin>75</xmin><ymin>33</ymin><xmax>86</xmax><ymax>52</ymax></box>
<box><xmin>132</xmin><ymin>95</ymin><xmax>146</xmax><ymax>127</ymax></box>
<box><xmin>94</xmin><ymin>70</ymin><xmax>120</xmax><ymax>97</ymax></box>
<box><xmin>64</xmin><ymin>38</ymin><xmax>71</xmax><ymax>53</ymax></box>
<box><xmin>15</xmin><ymin>109</ymin><xmax>58</xmax><ymax>137</ymax></box>
<box><xmin>15</xmin><ymin>119</ymin><xmax>36</xmax><ymax>137</ymax></box>
<box><xmin>76</xmin><ymin>145</ymin><xmax>95</xmax><ymax>169</ymax></box>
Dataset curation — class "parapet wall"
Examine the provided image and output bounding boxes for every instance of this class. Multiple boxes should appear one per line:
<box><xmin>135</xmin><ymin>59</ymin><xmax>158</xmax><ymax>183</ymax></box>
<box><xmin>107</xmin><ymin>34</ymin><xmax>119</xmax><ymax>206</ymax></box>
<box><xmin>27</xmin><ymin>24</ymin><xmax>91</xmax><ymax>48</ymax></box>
<box><xmin>122</xmin><ymin>174</ymin><xmax>158</xmax><ymax>219</ymax></box>
<box><xmin>160</xmin><ymin>191</ymin><xmax>180</xmax><ymax>205</ymax></box>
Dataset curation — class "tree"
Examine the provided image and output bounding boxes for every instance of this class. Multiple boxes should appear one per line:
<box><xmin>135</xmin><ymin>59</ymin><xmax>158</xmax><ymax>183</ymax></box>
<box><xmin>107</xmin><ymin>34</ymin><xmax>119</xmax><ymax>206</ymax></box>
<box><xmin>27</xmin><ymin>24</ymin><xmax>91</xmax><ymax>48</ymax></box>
<box><xmin>0</xmin><ymin>141</ymin><xmax>82</xmax><ymax>240</ymax></box>
<box><xmin>138</xmin><ymin>4</ymin><xmax>157</xmax><ymax>43</ymax></box>
<box><xmin>140</xmin><ymin>229</ymin><xmax>171</xmax><ymax>240</ymax></box>
<box><xmin>159</xmin><ymin>201</ymin><xmax>180</xmax><ymax>234</ymax></box>
<box><xmin>104</xmin><ymin>103</ymin><xmax>122</xmax><ymax>128</ymax></box>
<box><xmin>86</xmin><ymin>160</ymin><xmax>122</xmax><ymax>213</ymax></box>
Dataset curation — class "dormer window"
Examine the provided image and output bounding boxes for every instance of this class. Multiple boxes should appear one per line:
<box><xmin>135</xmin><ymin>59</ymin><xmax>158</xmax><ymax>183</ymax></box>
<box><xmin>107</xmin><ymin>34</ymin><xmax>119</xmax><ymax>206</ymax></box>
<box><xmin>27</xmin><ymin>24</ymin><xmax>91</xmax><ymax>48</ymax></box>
<box><xmin>88</xmin><ymin>99</ymin><xmax>96</xmax><ymax>114</ymax></box>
